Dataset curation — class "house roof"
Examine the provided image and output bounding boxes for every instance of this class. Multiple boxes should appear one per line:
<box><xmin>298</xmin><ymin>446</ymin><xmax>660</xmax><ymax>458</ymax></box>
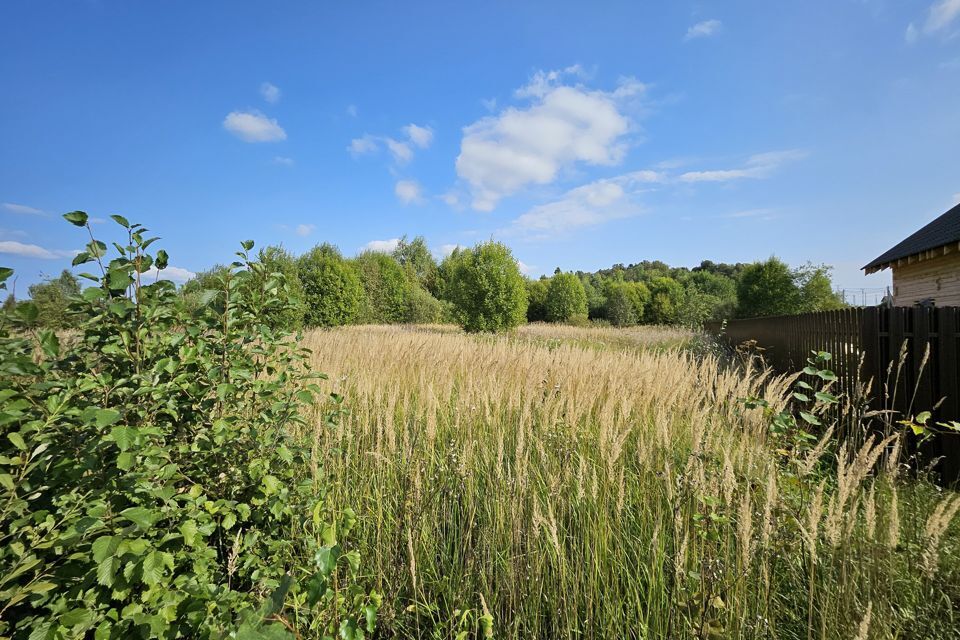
<box><xmin>863</xmin><ymin>202</ymin><xmax>960</xmax><ymax>274</ymax></box>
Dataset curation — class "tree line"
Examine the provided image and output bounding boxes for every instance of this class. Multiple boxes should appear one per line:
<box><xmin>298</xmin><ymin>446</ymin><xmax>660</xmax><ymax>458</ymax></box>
<box><xmin>12</xmin><ymin>235</ymin><xmax>845</xmax><ymax>333</ymax></box>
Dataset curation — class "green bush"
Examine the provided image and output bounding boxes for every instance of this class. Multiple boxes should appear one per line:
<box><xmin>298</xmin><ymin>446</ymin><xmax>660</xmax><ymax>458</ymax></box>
<box><xmin>601</xmin><ymin>281</ymin><xmax>648</xmax><ymax>327</ymax></box>
<box><xmin>544</xmin><ymin>273</ymin><xmax>588</xmax><ymax>323</ymax></box>
<box><xmin>0</xmin><ymin>212</ymin><xmax>378</xmax><ymax>639</ymax></box>
<box><xmin>443</xmin><ymin>241</ymin><xmax>527</xmax><ymax>333</ymax></box>
<box><xmin>22</xmin><ymin>269</ymin><xmax>81</xmax><ymax>329</ymax></box>
<box><xmin>298</xmin><ymin>247</ymin><xmax>364</xmax><ymax>327</ymax></box>
<box><xmin>525</xmin><ymin>279</ymin><xmax>549</xmax><ymax>322</ymax></box>
<box><xmin>392</xmin><ymin>235</ymin><xmax>439</xmax><ymax>295</ymax></box>
<box><xmin>405</xmin><ymin>284</ymin><xmax>446</xmax><ymax>324</ymax></box>
<box><xmin>645</xmin><ymin>276</ymin><xmax>684</xmax><ymax>324</ymax></box>
<box><xmin>255</xmin><ymin>245</ymin><xmax>306</xmax><ymax>330</ymax></box>
<box><xmin>737</xmin><ymin>257</ymin><xmax>802</xmax><ymax>318</ymax></box>
<box><xmin>350</xmin><ymin>252</ymin><xmax>409</xmax><ymax>324</ymax></box>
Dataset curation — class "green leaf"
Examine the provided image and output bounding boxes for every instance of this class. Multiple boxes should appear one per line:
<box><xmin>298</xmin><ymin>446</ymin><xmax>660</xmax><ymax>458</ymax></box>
<box><xmin>95</xmin><ymin>409</ymin><xmax>122</xmax><ymax>428</ymax></box>
<box><xmin>121</xmin><ymin>506</ymin><xmax>159</xmax><ymax>530</ymax></box>
<box><xmin>180</xmin><ymin>520</ymin><xmax>199</xmax><ymax>546</ymax></box>
<box><xmin>108</xmin><ymin>268</ymin><xmax>133</xmax><ymax>291</ymax></box>
<box><xmin>263</xmin><ymin>574</ymin><xmax>293</xmax><ymax>617</ymax></box>
<box><xmin>0</xmin><ymin>267</ymin><xmax>12</xmax><ymax>287</ymax></box>
<box><xmin>814</xmin><ymin>391</ymin><xmax>838</xmax><ymax>404</ymax></box>
<box><xmin>97</xmin><ymin>557</ymin><xmax>118</xmax><ymax>587</ymax></box>
<box><xmin>81</xmin><ymin>277</ymin><xmax>104</xmax><ymax>290</ymax></box>
<box><xmin>222</xmin><ymin>512</ymin><xmax>237</xmax><ymax>530</ymax></box>
<box><xmin>155</xmin><ymin>249</ymin><xmax>169</xmax><ymax>270</ymax></box>
<box><xmin>87</xmin><ymin>240</ymin><xmax>108</xmax><ymax>258</ymax></box>
<box><xmin>117</xmin><ymin>451</ymin><xmax>135</xmax><ymax>470</ymax></box>
<box><xmin>798</xmin><ymin>411</ymin><xmax>821</xmax><ymax>426</ymax></box>
<box><xmin>8</xmin><ymin>432</ymin><xmax>27</xmax><ymax>451</ymax></box>
<box><xmin>63</xmin><ymin>210</ymin><xmax>89</xmax><ymax>226</ymax></box>
<box><xmin>110</xmin><ymin>214</ymin><xmax>130</xmax><ymax>228</ymax></box>
<box><xmin>72</xmin><ymin>251</ymin><xmax>92</xmax><ymax>266</ymax></box>
<box><xmin>92</xmin><ymin>535</ymin><xmax>120</xmax><ymax>563</ymax></box>
<box><xmin>241</xmin><ymin>240</ymin><xmax>255</xmax><ymax>251</ymax></box>
<box><xmin>916</xmin><ymin>411</ymin><xmax>932</xmax><ymax>425</ymax></box>
<box><xmin>39</xmin><ymin>330</ymin><xmax>59</xmax><ymax>359</ymax></box>
<box><xmin>364</xmin><ymin>605</ymin><xmax>377</xmax><ymax>633</ymax></box>
<box><xmin>15</xmin><ymin>302</ymin><xmax>39</xmax><ymax>323</ymax></box>
<box><xmin>791</xmin><ymin>392</ymin><xmax>810</xmax><ymax>402</ymax></box>
<box><xmin>141</xmin><ymin>551</ymin><xmax>172</xmax><ymax>586</ymax></box>
<box><xmin>61</xmin><ymin>607</ymin><xmax>94</xmax><ymax>628</ymax></box>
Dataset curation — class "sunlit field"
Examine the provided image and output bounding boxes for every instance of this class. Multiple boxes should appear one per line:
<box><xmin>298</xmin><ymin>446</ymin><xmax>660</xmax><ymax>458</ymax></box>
<box><xmin>299</xmin><ymin>324</ymin><xmax>960</xmax><ymax>639</ymax></box>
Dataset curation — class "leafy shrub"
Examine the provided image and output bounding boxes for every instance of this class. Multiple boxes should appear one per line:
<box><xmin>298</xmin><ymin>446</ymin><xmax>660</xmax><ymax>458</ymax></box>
<box><xmin>645</xmin><ymin>276</ymin><xmax>684</xmax><ymax>324</ymax></box>
<box><xmin>350</xmin><ymin>252</ymin><xmax>410</xmax><ymax>324</ymax></box>
<box><xmin>22</xmin><ymin>269</ymin><xmax>81</xmax><ymax>329</ymax></box>
<box><xmin>255</xmin><ymin>245</ymin><xmax>306</xmax><ymax>330</ymax></box>
<box><xmin>442</xmin><ymin>241</ymin><xmax>527</xmax><ymax>333</ymax></box>
<box><xmin>0</xmin><ymin>212</ymin><xmax>378</xmax><ymax>639</ymax></box>
<box><xmin>736</xmin><ymin>257</ymin><xmax>801</xmax><ymax>318</ymax></box>
<box><xmin>545</xmin><ymin>273</ymin><xmax>588</xmax><ymax>323</ymax></box>
<box><xmin>392</xmin><ymin>235</ymin><xmax>439</xmax><ymax>295</ymax></box>
<box><xmin>603</xmin><ymin>281</ymin><xmax>648</xmax><ymax>327</ymax></box>
<box><xmin>525</xmin><ymin>279</ymin><xmax>549</xmax><ymax>322</ymax></box>
<box><xmin>405</xmin><ymin>284</ymin><xmax>446</xmax><ymax>324</ymax></box>
<box><xmin>298</xmin><ymin>246</ymin><xmax>364</xmax><ymax>327</ymax></box>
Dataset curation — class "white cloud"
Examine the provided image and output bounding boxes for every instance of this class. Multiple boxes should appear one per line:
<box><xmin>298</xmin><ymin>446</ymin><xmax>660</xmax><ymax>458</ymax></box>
<box><xmin>143</xmin><ymin>265</ymin><xmax>196</xmax><ymax>284</ymax></box>
<box><xmin>403</xmin><ymin>124</ymin><xmax>434</xmax><ymax>148</ymax></box>
<box><xmin>363</xmin><ymin>238</ymin><xmax>400</xmax><ymax>253</ymax></box>
<box><xmin>273</xmin><ymin>156</ymin><xmax>294</xmax><ymax>166</ymax></box>
<box><xmin>385</xmin><ymin>138</ymin><xmax>413</xmax><ymax>164</ymax></box>
<box><xmin>2</xmin><ymin>203</ymin><xmax>45</xmax><ymax>216</ymax></box>
<box><xmin>906</xmin><ymin>22</ymin><xmax>920</xmax><ymax>43</ymax></box>
<box><xmin>348</xmin><ymin>135</ymin><xmax>378</xmax><ymax>157</ymax></box>
<box><xmin>346</xmin><ymin>104</ymin><xmax>358</xmax><ymax>117</ymax></box>
<box><xmin>516</xmin><ymin>260</ymin><xmax>535</xmax><ymax>276</ymax></box>
<box><xmin>295</xmin><ymin>224</ymin><xmax>315</xmax><ymax>237</ymax></box>
<box><xmin>907</xmin><ymin>0</ymin><xmax>960</xmax><ymax>40</ymax></box>
<box><xmin>0</xmin><ymin>241</ymin><xmax>73</xmax><ymax>259</ymax></box>
<box><xmin>351</xmin><ymin>124</ymin><xmax>434</xmax><ymax>165</ymax></box>
<box><xmin>395</xmin><ymin>180</ymin><xmax>423</xmax><ymax>204</ymax></box>
<box><xmin>684</xmin><ymin>19</ymin><xmax>722</xmax><ymax>41</ymax></box>
<box><xmin>678</xmin><ymin>149</ymin><xmax>807</xmax><ymax>182</ymax></box>
<box><xmin>506</xmin><ymin>170</ymin><xmax>662</xmax><ymax>238</ymax></box>
<box><xmin>481</xmin><ymin>98</ymin><xmax>497</xmax><ymax>111</ymax></box>
<box><xmin>514</xmin><ymin>65</ymin><xmax>586</xmax><ymax>99</ymax></box>
<box><xmin>223</xmin><ymin>110</ymin><xmax>287</xmax><ymax>142</ymax></box>
<box><xmin>260</xmin><ymin>82</ymin><xmax>281</xmax><ymax>104</ymax></box>
<box><xmin>456</xmin><ymin>69</ymin><xmax>645</xmax><ymax>211</ymax></box>
<box><xmin>952</xmin><ymin>192</ymin><xmax>960</xmax><ymax>205</ymax></box>
<box><xmin>439</xmin><ymin>190</ymin><xmax>461</xmax><ymax>207</ymax></box>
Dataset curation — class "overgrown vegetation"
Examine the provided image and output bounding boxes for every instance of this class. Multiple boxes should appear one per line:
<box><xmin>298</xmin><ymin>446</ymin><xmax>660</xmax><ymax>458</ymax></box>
<box><xmin>0</xmin><ymin>213</ymin><xmax>378</xmax><ymax>638</ymax></box>
<box><xmin>307</xmin><ymin>324</ymin><xmax>960</xmax><ymax>639</ymax></box>
<box><xmin>2</xmin><ymin>212</ymin><xmax>958</xmax><ymax>639</ymax></box>
<box><xmin>18</xmin><ymin>229</ymin><xmax>847</xmax><ymax>335</ymax></box>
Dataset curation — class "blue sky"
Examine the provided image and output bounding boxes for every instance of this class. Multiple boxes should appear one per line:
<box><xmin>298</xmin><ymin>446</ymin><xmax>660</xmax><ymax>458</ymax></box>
<box><xmin>2</xmin><ymin>0</ymin><xmax>959</xmax><ymax>297</ymax></box>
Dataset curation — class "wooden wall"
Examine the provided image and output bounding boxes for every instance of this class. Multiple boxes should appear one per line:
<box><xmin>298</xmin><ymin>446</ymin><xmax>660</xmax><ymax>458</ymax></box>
<box><xmin>893</xmin><ymin>251</ymin><xmax>960</xmax><ymax>306</ymax></box>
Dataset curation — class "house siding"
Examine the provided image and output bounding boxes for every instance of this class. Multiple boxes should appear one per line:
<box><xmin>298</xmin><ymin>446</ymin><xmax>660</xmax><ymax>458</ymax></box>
<box><xmin>892</xmin><ymin>251</ymin><xmax>960</xmax><ymax>306</ymax></box>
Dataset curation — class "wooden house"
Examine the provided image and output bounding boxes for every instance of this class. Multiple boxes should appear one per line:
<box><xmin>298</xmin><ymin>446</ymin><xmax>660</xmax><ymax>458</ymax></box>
<box><xmin>863</xmin><ymin>202</ymin><xmax>960</xmax><ymax>306</ymax></box>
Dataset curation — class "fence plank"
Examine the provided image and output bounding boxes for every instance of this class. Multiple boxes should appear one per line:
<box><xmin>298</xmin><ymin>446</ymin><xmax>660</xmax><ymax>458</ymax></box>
<box><xmin>709</xmin><ymin>306</ymin><xmax>960</xmax><ymax>480</ymax></box>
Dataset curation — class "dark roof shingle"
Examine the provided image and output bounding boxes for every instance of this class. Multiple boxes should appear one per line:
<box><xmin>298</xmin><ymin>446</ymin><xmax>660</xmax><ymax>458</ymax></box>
<box><xmin>863</xmin><ymin>202</ymin><xmax>960</xmax><ymax>272</ymax></box>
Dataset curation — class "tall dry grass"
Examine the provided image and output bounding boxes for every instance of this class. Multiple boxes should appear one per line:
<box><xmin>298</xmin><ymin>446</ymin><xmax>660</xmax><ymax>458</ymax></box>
<box><xmin>298</xmin><ymin>324</ymin><xmax>960</xmax><ymax>639</ymax></box>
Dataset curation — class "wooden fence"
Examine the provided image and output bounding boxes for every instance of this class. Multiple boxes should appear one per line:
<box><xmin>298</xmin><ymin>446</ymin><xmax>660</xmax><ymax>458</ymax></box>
<box><xmin>706</xmin><ymin>307</ymin><xmax>960</xmax><ymax>479</ymax></box>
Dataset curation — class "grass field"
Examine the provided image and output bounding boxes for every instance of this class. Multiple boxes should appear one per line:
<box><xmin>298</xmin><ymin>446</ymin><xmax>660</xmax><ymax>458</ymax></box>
<box><xmin>299</xmin><ymin>323</ymin><xmax>960</xmax><ymax>639</ymax></box>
